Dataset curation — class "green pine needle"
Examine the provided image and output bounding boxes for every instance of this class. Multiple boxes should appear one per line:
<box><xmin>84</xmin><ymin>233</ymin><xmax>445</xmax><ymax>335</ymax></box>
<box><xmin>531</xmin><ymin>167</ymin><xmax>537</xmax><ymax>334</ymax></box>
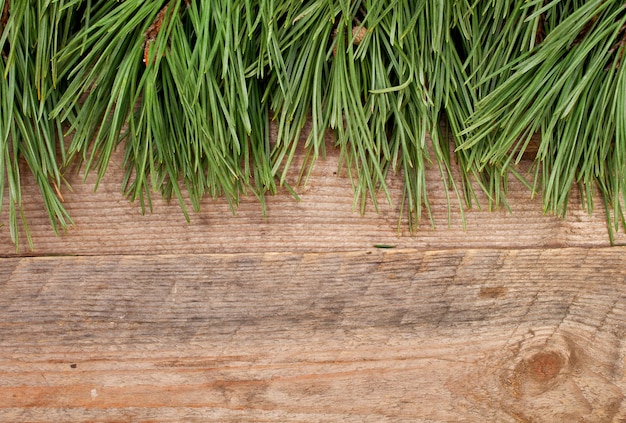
<box><xmin>1</xmin><ymin>0</ymin><xmax>626</xmax><ymax>248</ymax></box>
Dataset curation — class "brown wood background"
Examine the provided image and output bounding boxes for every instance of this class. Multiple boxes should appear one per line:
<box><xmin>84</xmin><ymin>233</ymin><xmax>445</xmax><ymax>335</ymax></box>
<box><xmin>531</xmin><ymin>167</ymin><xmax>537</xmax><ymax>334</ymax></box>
<box><xmin>1</xmin><ymin>130</ymin><xmax>626</xmax><ymax>422</ymax></box>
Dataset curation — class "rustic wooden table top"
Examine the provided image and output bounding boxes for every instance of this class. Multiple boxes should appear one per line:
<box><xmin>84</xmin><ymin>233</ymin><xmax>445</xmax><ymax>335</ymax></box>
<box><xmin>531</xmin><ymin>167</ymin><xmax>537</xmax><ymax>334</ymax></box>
<box><xmin>1</xmin><ymin>132</ymin><xmax>626</xmax><ymax>422</ymax></box>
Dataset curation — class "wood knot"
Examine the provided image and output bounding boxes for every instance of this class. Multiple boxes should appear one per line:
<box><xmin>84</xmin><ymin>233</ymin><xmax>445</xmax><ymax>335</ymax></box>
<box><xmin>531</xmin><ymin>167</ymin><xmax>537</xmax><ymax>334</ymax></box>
<box><xmin>505</xmin><ymin>346</ymin><xmax>572</xmax><ymax>398</ymax></box>
<box><xmin>526</xmin><ymin>351</ymin><xmax>564</xmax><ymax>382</ymax></box>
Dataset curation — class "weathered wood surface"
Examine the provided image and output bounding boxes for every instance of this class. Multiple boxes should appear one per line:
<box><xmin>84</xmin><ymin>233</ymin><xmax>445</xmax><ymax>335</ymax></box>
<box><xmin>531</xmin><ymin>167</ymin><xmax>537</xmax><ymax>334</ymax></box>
<box><xmin>1</xmin><ymin>248</ymin><xmax>626</xmax><ymax>422</ymax></box>
<box><xmin>0</xmin><ymin>137</ymin><xmax>624</xmax><ymax>255</ymax></box>
<box><xmin>1</xmin><ymin>135</ymin><xmax>626</xmax><ymax>421</ymax></box>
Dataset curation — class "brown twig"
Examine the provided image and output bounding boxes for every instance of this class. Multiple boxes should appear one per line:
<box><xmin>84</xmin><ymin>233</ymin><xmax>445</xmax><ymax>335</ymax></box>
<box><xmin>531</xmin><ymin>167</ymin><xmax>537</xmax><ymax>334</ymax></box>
<box><xmin>143</xmin><ymin>2</ymin><xmax>172</xmax><ymax>66</ymax></box>
<box><xmin>143</xmin><ymin>1</ymin><xmax>192</xmax><ymax>66</ymax></box>
<box><xmin>0</xmin><ymin>1</ymin><xmax>9</xmax><ymax>59</ymax></box>
<box><xmin>607</xmin><ymin>21</ymin><xmax>626</xmax><ymax>70</ymax></box>
<box><xmin>571</xmin><ymin>15</ymin><xmax>599</xmax><ymax>47</ymax></box>
<box><xmin>0</xmin><ymin>0</ymin><xmax>9</xmax><ymax>31</ymax></box>
<box><xmin>535</xmin><ymin>13</ymin><xmax>545</xmax><ymax>46</ymax></box>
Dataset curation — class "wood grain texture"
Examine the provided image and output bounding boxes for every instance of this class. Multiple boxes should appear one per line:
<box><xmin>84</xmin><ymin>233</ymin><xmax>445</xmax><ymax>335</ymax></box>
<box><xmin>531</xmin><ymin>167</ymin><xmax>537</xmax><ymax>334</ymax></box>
<box><xmin>1</xmin><ymin>248</ymin><xmax>626</xmax><ymax>422</ymax></box>
<box><xmin>0</xmin><ymin>133</ymin><xmax>624</xmax><ymax>256</ymax></box>
<box><xmin>2</xmin><ymin>126</ymin><xmax>625</xmax><ymax>421</ymax></box>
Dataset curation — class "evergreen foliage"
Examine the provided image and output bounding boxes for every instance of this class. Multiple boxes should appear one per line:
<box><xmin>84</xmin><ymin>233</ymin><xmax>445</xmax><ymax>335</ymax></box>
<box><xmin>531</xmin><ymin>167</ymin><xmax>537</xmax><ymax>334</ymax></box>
<box><xmin>1</xmin><ymin>0</ymin><xmax>625</xmax><ymax>247</ymax></box>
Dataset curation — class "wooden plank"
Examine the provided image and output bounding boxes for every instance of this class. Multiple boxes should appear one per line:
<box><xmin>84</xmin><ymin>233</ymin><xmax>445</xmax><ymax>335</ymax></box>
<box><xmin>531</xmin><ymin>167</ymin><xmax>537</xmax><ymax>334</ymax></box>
<box><xmin>1</xmin><ymin>248</ymin><xmax>625</xmax><ymax>421</ymax></box>
<box><xmin>1</xmin><ymin>135</ymin><xmax>624</xmax><ymax>256</ymax></box>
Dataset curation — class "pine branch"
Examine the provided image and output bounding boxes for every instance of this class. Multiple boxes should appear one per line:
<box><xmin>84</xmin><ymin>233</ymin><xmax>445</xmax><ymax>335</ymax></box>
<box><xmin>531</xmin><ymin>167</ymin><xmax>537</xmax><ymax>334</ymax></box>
<box><xmin>2</xmin><ymin>0</ymin><xmax>626</xmax><ymax>247</ymax></box>
<box><xmin>0</xmin><ymin>0</ymin><xmax>73</xmax><ymax>249</ymax></box>
<box><xmin>459</xmin><ymin>0</ymin><xmax>626</xmax><ymax>241</ymax></box>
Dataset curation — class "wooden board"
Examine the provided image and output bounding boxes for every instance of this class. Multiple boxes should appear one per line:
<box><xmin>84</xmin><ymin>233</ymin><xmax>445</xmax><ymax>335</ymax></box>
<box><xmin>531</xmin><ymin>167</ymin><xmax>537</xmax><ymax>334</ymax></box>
<box><xmin>1</xmin><ymin>133</ymin><xmax>626</xmax><ymax>421</ymax></box>
<box><xmin>1</xmin><ymin>248</ymin><xmax>626</xmax><ymax>422</ymax></box>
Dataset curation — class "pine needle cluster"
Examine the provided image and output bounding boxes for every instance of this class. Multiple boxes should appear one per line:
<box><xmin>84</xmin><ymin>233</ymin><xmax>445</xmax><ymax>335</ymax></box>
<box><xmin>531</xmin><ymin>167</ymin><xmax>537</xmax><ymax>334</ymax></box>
<box><xmin>1</xmin><ymin>0</ymin><xmax>625</xmax><ymax>247</ymax></box>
